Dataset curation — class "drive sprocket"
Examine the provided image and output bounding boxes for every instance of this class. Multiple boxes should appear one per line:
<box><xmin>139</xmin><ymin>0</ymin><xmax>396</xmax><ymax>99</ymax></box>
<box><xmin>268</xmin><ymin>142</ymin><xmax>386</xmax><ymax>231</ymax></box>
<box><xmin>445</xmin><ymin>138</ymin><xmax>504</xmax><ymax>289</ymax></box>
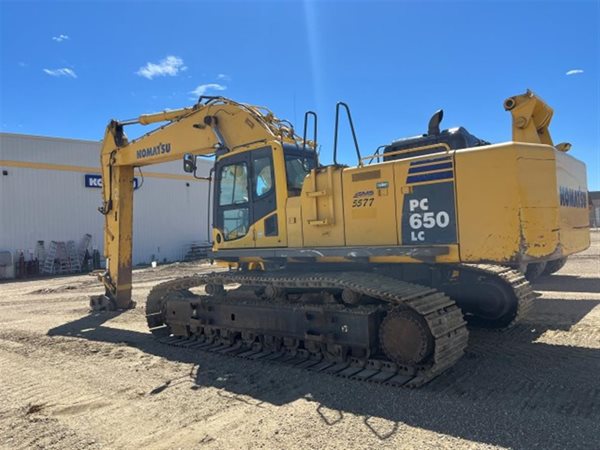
<box><xmin>379</xmin><ymin>307</ymin><xmax>434</xmax><ymax>365</ymax></box>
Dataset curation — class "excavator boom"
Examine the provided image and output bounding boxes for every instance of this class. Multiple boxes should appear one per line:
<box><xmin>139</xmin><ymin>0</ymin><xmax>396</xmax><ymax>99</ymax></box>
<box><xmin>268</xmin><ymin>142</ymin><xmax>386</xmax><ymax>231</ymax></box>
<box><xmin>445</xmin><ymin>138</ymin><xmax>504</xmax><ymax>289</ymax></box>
<box><xmin>96</xmin><ymin>97</ymin><xmax>308</xmax><ymax>308</ymax></box>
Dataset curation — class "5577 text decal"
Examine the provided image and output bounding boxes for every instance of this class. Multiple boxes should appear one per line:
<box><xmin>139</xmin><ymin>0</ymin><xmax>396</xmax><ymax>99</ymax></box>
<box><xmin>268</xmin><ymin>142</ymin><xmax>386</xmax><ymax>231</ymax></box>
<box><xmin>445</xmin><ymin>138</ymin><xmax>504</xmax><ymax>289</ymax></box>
<box><xmin>352</xmin><ymin>190</ymin><xmax>375</xmax><ymax>208</ymax></box>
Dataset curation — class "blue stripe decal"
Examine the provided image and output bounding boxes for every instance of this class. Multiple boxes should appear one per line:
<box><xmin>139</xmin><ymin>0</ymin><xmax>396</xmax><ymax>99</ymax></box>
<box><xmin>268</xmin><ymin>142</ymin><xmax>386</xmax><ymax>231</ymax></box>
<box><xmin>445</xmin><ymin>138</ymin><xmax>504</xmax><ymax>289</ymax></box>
<box><xmin>410</xmin><ymin>156</ymin><xmax>452</xmax><ymax>166</ymax></box>
<box><xmin>406</xmin><ymin>170</ymin><xmax>454</xmax><ymax>184</ymax></box>
<box><xmin>408</xmin><ymin>162</ymin><xmax>453</xmax><ymax>174</ymax></box>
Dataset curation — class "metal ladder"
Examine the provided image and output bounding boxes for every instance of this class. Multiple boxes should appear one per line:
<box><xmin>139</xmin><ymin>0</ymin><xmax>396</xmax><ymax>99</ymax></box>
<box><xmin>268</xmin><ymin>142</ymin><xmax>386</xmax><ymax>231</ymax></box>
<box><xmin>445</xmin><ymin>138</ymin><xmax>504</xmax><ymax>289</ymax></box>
<box><xmin>42</xmin><ymin>241</ymin><xmax>58</xmax><ymax>274</ymax></box>
<box><xmin>55</xmin><ymin>242</ymin><xmax>70</xmax><ymax>274</ymax></box>
<box><xmin>34</xmin><ymin>241</ymin><xmax>45</xmax><ymax>265</ymax></box>
<box><xmin>66</xmin><ymin>241</ymin><xmax>81</xmax><ymax>272</ymax></box>
<box><xmin>77</xmin><ymin>234</ymin><xmax>92</xmax><ymax>268</ymax></box>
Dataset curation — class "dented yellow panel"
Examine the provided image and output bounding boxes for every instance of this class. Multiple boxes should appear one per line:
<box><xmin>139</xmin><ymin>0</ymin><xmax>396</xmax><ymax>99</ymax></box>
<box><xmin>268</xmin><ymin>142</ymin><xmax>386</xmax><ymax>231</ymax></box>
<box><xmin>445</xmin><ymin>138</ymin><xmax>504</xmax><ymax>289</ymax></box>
<box><xmin>455</xmin><ymin>143</ymin><xmax>522</xmax><ymax>262</ymax></box>
<box><xmin>455</xmin><ymin>142</ymin><xmax>589</xmax><ymax>263</ymax></box>
<box><xmin>515</xmin><ymin>146</ymin><xmax>559</xmax><ymax>258</ymax></box>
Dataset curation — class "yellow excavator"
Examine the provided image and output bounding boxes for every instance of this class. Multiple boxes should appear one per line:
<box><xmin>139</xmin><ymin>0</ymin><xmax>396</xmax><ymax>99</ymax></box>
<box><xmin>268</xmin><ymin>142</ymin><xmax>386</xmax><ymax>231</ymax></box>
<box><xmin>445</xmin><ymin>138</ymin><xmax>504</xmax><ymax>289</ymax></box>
<box><xmin>91</xmin><ymin>90</ymin><xmax>589</xmax><ymax>386</ymax></box>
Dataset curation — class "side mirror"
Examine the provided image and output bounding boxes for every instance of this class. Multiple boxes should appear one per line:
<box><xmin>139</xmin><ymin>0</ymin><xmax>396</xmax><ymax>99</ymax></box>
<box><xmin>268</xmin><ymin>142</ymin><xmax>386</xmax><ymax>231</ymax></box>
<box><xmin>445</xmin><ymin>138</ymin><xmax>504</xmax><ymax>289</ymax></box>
<box><xmin>183</xmin><ymin>153</ymin><xmax>196</xmax><ymax>173</ymax></box>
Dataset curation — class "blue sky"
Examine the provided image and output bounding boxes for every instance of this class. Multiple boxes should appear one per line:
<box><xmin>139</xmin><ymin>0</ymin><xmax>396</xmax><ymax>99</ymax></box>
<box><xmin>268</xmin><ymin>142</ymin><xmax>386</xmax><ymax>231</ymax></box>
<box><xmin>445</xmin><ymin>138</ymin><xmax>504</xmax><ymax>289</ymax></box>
<box><xmin>1</xmin><ymin>0</ymin><xmax>598</xmax><ymax>188</ymax></box>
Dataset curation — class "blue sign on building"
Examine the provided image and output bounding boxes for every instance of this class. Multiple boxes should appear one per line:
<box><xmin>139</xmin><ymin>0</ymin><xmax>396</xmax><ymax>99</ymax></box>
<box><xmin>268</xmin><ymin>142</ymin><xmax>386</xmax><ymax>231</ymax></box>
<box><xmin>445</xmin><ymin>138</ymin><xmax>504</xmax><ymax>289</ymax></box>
<box><xmin>85</xmin><ymin>174</ymin><xmax>139</xmax><ymax>189</ymax></box>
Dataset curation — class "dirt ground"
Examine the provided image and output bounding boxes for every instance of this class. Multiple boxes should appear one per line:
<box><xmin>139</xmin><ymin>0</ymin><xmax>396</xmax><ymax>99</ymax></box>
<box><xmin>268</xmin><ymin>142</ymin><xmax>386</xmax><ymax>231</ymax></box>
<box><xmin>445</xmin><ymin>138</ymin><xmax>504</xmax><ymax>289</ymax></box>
<box><xmin>0</xmin><ymin>235</ymin><xmax>598</xmax><ymax>450</ymax></box>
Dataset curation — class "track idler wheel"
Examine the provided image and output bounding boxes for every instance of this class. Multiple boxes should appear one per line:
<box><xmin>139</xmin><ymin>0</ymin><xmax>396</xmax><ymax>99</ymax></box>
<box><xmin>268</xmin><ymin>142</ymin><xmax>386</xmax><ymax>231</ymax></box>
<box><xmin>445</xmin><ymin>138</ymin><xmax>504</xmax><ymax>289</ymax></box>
<box><xmin>379</xmin><ymin>307</ymin><xmax>434</xmax><ymax>366</ymax></box>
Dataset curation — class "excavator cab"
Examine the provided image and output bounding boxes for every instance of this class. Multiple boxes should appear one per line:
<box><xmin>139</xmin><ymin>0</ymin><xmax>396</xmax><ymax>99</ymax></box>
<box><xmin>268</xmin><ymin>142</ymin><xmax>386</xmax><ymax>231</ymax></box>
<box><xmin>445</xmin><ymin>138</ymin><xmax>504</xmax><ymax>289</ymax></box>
<box><xmin>208</xmin><ymin>143</ymin><xmax>318</xmax><ymax>248</ymax></box>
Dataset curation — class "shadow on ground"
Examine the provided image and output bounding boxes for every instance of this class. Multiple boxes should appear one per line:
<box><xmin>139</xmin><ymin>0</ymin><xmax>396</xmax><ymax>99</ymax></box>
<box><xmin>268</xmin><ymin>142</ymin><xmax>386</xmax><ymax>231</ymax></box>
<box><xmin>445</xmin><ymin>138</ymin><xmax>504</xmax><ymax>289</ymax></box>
<box><xmin>48</xmin><ymin>290</ymin><xmax>600</xmax><ymax>449</ymax></box>
<box><xmin>532</xmin><ymin>274</ymin><xmax>600</xmax><ymax>293</ymax></box>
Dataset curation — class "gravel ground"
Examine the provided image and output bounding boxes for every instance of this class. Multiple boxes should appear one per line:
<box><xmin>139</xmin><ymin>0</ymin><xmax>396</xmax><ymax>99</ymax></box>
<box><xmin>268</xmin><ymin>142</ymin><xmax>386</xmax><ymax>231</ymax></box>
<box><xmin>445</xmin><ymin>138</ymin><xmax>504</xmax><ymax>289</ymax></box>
<box><xmin>0</xmin><ymin>234</ymin><xmax>598</xmax><ymax>450</ymax></box>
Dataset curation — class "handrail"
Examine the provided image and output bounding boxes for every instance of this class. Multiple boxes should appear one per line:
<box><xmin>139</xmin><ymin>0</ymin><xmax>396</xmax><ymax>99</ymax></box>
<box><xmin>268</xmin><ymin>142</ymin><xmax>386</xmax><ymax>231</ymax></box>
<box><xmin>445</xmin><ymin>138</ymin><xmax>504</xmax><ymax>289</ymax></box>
<box><xmin>360</xmin><ymin>142</ymin><xmax>451</xmax><ymax>163</ymax></box>
<box><xmin>302</xmin><ymin>111</ymin><xmax>318</xmax><ymax>152</ymax></box>
<box><xmin>333</xmin><ymin>102</ymin><xmax>362</xmax><ymax>166</ymax></box>
<box><xmin>367</xmin><ymin>145</ymin><xmax>387</xmax><ymax>164</ymax></box>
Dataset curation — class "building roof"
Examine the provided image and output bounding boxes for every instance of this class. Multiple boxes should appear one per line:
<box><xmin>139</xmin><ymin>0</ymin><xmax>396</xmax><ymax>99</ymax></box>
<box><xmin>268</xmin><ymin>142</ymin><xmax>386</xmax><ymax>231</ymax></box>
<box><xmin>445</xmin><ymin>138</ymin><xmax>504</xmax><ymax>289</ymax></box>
<box><xmin>0</xmin><ymin>131</ymin><xmax>101</xmax><ymax>145</ymax></box>
<box><xmin>0</xmin><ymin>132</ymin><xmax>213</xmax><ymax>175</ymax></box>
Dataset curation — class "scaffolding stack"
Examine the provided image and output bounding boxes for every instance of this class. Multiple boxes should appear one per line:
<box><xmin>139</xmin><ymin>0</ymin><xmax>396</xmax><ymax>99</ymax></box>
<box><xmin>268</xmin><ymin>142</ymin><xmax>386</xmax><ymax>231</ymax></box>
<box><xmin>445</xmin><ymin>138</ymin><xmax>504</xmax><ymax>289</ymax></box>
<box><xmin>39</xmin><ymin>234</ymin><xmax>93</xmax><ymax>275</ymax></box>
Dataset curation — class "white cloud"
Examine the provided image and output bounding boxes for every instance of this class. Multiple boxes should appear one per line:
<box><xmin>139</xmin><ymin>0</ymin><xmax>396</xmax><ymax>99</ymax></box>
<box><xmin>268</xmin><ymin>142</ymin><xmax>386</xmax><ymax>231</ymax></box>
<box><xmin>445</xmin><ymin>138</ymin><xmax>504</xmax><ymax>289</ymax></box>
<box><xmin>136</xmin><ymin>55</ymin><xmax>187</xmax><ymax>79</ymax></box>
<box><xmin>190</xmin><ymin>83</ymin><xmax>227</xmax><ymax>97</ymax></box>
<box><xmin>566</xmin><ymin>69</ymin><xmax>584</xmax><ymax>76</ymax></box>
<box><xmin>217</xmin><ymin>73</ymin><xmax>231</xmax><ymax>81</ymax></box>
<box><xmin>43</xmin><ymin>68</ymin><xmax>77</xmax><ymax>78</ymax></box>
<box><xmin>52</xmin><ymin>34</ymin><xmax>69</xmax><ymax>42</ymax></box>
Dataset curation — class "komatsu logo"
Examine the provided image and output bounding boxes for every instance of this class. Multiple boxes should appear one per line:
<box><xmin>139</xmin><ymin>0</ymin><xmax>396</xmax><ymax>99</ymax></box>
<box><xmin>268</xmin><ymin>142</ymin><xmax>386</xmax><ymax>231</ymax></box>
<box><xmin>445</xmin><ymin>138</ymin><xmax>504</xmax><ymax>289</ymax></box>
<box><xmin>559</xmin><ymin>186</ymin><xmax>587</xmax><ymax>208</ymax></box>
<box><xmin>136</xmin><ymin>142</ymin><xmax>171</xmax><ymax>159</ymax></box>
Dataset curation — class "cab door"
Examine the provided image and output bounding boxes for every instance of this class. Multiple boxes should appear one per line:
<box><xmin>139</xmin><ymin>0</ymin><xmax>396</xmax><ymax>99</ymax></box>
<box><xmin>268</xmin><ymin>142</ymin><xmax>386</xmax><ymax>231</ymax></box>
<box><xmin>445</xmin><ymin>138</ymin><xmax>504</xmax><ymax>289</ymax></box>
<box><xmin>213</xmin><ymin>146</ymin><xmax>279</xmax><ymax>249</ymax></box>
<box><xmin>214</xmin><ymin>151</ymin><xmax>254</xmax><ymax>248</ymax></box>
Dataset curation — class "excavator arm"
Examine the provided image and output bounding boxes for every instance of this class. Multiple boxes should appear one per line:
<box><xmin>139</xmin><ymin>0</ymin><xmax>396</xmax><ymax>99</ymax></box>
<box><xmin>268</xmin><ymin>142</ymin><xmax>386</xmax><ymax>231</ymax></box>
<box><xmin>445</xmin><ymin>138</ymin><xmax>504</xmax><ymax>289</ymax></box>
<box><xmin>94</xmin><ymin>97</ymin><xmax>303</xmax><ymax>309</ymax></box>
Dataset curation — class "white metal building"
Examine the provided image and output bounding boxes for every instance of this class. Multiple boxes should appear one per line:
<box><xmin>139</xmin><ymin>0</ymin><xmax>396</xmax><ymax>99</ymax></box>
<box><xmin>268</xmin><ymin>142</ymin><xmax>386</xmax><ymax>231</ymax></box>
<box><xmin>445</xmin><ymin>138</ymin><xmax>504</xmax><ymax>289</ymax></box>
<box><xmin>0</xmin><ymin>132</ymin><xmax>212</xmax><ymax>276</ymax></box>
<box><xmin>590</xmin><ymin>191</ymin><xmax>600</xmax><ymax>228</ymax></box>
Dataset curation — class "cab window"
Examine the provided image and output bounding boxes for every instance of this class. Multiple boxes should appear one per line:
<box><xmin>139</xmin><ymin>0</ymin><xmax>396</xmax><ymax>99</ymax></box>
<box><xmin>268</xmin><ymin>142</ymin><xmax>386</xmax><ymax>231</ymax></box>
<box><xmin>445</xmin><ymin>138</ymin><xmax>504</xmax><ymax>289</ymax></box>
<box><xmin>285</xmin><ymin>154</ymin><xmax>317</xmax><ymax>196</ymax></box>
<box><xmin>218</xmin><ymin>162</ymin><xmax>249</xmax><ymax>241</ymax></box>
<box><xmin>223</xmin><ymin>209</ymin><xmax>249</xmax><ymax>241</ymax></box>
<box><xmin>219</xmin><ymin>163</ymin><xmax>248</xmax><ymax>206</ymax></box>
<box><xmin>253</xmin><ymin>156</ymin><xmax>273</xmax><ymax>197</ymax></box>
